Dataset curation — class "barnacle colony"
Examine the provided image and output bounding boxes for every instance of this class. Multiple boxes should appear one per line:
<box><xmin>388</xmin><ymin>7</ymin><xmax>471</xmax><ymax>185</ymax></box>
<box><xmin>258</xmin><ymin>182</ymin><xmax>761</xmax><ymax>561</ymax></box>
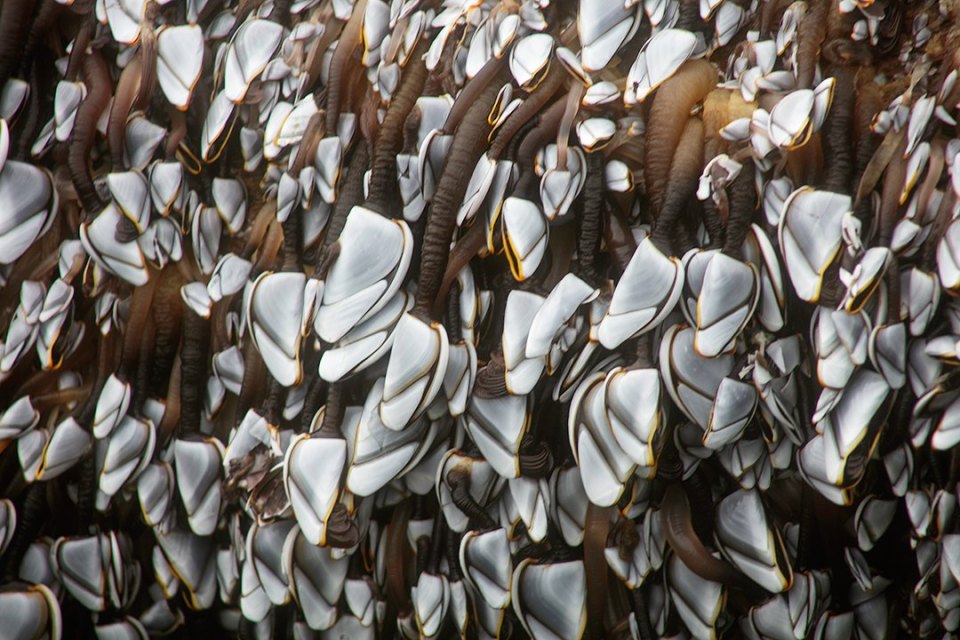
<box><xmin>1</xmin><ymin>0</ymin><xmax>960</xmax><ymax>637</ymax></box>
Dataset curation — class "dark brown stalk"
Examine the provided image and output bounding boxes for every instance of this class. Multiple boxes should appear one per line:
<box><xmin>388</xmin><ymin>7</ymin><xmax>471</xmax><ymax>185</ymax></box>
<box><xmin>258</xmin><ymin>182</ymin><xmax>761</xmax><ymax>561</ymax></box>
<box><xmin>108</xmin><ymin>54</ymin><xmax>143</xmax><ymax>167</ymax></box>
<box><xmin>516</xmin><ymin>97</ymin><xmax>568</xmax><ymax>171</ymax></box>
<box><xmin>721</xmin><ymin>162</ymin><xmax>756</xmax><ymax>257</ymax></box>
<box><xmin>64</xmin><ymin>21</ymin><xmax>92</xmax><ymax>82</ymax></box>
<box><xmin>821</xmin><ymin>66</ymin><xmax>856</xmax><ymax>193</ymax></box>
<box><xmin>365</xmin><ymin>43</ymin><xmax>429</xmax><ymax>215</ymax></box>
<box><xmin>325</xmin><ymin>505</ymin><xmax>360</xmax><ymax>548</ymax></box>
<box><xmin>517</xmin><ymin>439</ymin><xmax>552</xmax><ymax>478</ymax></box>
<box><xmin>0</xmin><ymin>484</ymin><xmax>43</xmax><ymax>579</ymax></box>
<box><xmin>69</xmin><ymin>50</ymin><xmax>111</xmax><ymax>217</ymax></box>
<box><xmin>269</xmin><ymin>0</ymin><xmax>291</xmax><ymax>27</ymax></box>
<box><xmin>281</xmin><ymin>204</ymin><xmax>303</xmax><ymax>271</ymax></box>
<box><xmin>76</xmin><ymin>331</ymin><xmax>118</xmax><ymax>428</ymax></box>
<box><xmin>795</xmin><ymin>0</ymin><xmax>828</xmax><ymax>89</ymax></box>
<box><xmin>412</xmin><ymin>67</ymin><xmax>507</xmax><ymax>318</ymax></box>
<box><xmin>134</xmin><ymin>17</ymin><xmax>158</xmax><ymax>111</ymax></box>
<box><xmin>923</xmin><ymin>189</ymin><xmax>956</xmax><ymax>270</ymax></box>
<box><xmin>325</xmin><ymin>0</ymin><xmax>368</xmax><ymax>133</ymax></box>
<box><xmin>432</xmin><ymin>221</ymin><xmax>486</xmax><ymax>319</ymax></box>
<box><xmin>441</xmin><ymin>55</ymin><xmax>506</xmax><ymax>133</ymax></box>
<box><xmin>584</xmin><ymin>503</ymin><xmax>612</xmax><ymax>640</ymax></box>
<box><xmin>133</xmin><ymin>314</ymin><xmax>156</xmax><ymax>413</ymax></box>
<box><xmin>179</xmin><ymin>307</ymin><xmax>210</xmax><ymax>437</ymax></box>
<box><xmin>661</xmin><ymin>484</ymin><xmax>750</xmax><ymax>587</ymax></box>
<box><xmin>166</xmin><ymin>106</ymin><xmax>188</xmax><ymax>159</ymax></box>
<box><xmin>149</xmin><ymin>267</ymin><xmax>184</xmax><ymax>397</ymax></box>
<box><xmin>758</xmin><ymin>0</ymin><xmax>792</xmax><ymax>38</ymax></box>
<box><xmin>21</xmin><ymin>0</ymin><xmax>59</xmax><ymax>59</ymax></box>
<box><xmin>289</xmin><ymin>112</ymin><xmax>324</xmax><ymax>174</ymax></box>
<box><xmin>488</xmin><ymin>64</ymin><xmax>565</xmax><ymax>161</ymax></box>
<box><xmin>120</xmin><ymin>275</ymin><xmax>157</xmax><ymax>375</ymax></box>
<box><xmin>156</xmin><ymin>352</ymin><xmax>181</xmax><ymax>446</ymax></box>
<box><xmin>322</xmin><ymin>143</ymin><xmax>368</xmax><ymax>255</ymax></box>
<box><xmin>301</xmin><ymin>376</ymin><xmax>327</xmax><ymax>433</ymax></box>
<box><xmin>0</xmin><ymin>0</ymin><xmax>36</xmax><ymax>91</ymax></box>
<box><xmin>876</xmin><ymin>136</ymin><xmax>907</xmax><ymax>247</ymax></box>
<box><xmin>604</xmin><ymin>206</ymin><xmax>638</xmax><ymax>276</ymax></box>
<box><xmin>447</xmin><ymin>467</ymin><xmax>497</xmax><ymax>528</ymax></box>
<box><xmin>235</xmin><ymin>341</ymin><xmax>265</xmax><ymax>420</ymax></box>
<box><xmin>385</xmin><ymin>499</ymin><xmax>414</xmax><ymax>625</ymax></box>
<box><xmin>318</xmin><ymin>382</ymin><xmax>344</xmax><ymax>437</ymax></box>
<box><xmin>645</xmin><ymin>60</ymin><xmax>717</xmax><ymax>215</ymax></box>
<box><xmin>578</xmin><ymin>150</ymin><xmax>605</xmax><ymax>285</ymax></box>
<box><xmin>650</xmin><ymin>117</ymin><xmax>705</xmax><ymax>253</ymax></box>
<box><xmin>29</xmin><ymin>386</ymin><xmax>93</xmax><ymax>411</ymax></box>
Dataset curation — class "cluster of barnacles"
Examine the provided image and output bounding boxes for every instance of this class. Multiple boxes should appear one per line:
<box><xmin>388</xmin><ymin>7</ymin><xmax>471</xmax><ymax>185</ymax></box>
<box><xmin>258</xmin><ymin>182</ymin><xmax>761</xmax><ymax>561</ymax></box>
<box><xmin>3</xmin><ymin>0</ymin><xmax>960</xmax><ymax>638</ymax></box>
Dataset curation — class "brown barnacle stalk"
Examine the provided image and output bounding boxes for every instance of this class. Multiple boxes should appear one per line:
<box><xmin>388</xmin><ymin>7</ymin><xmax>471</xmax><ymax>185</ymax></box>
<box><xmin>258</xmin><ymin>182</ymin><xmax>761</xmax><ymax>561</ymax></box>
<box><xmin>446</xmin><ymin>466</ymin><xmax>497</xmax><ymax>529</ymax></box>
<box><xmin>794</xmin><ymin>0</ymin><xmax>829</xmax><ymax>89</ymax></box>
<box><xmin>660</xmin><ymin>483</ymin><xmax>751</xmax><ymax>588</ymax></box>
<box><xmin>584</xmin><ymin>502</ymin><xmax>613</xmax><ymax>640</ymax></box>
<box><xmin>320</xmin><ymin>142</ymin><xmax>368</xmax><ymax>269</ymax></box>
<box><xmin>644</xmin><ymin>60</ymin><xmax>718</xmax><ymax>218</ymax></box>
<box><xmin>820</xmin><ymin>64</ymin><xmax>857</xmax><ymax>193</ymax></box>
<box><xmin>384</xmin><ymin>499</ymin><xmax>414</xmax><ymax>627</ymax></box>
<box><xmin>68</xmin><ymin>49</ymin><xmax>112</xmax><ymax>219</ymax></box>
<box><xmin>301</xmin><ymin>2</ymin><xmax>343</xmax><ymax>94</ymax></box>
<box><xmin>603</xmin><ymin>195</ymin><xmax>639</xmax><ymax>276</ymax></box>
<box><xmin>118</xmin><ymin>276</ymin><xmax>157</xmax><ymax>411</ymax></box>
<box><xmin>921</xmin><ymin>141</ymin><xmax>952</xmax><ymax>270</ymax></box>
<box><xmin>303</xmin><ymin>382</ymin><xmax>360</xmax><ymax>547</ymax></box>
<box><xmin>411</xmin><ymin>58</ymin><xmax>508</xmax><ymax>321</ymax></box>
<box><xmin>872</xmin><ymin>134</ymin><xmax>907</xmax><ymax>315</ymax></box>
<box><xmin>108</xmin><ymin>54</ymin><xmax>143</xmax><ymax>168</ymax></box>
<box><xmin>577</xmin><ymin>149</ymin><xmax>605</xmax><ymax>286</ymax></box>
<box><xmin>147</xmin><ymin>265</ymin><xmax>184</xmax><ymax>394</ymax></box>
<box><xmin>324</xmin><ymin>0</ymin><xmax>368</xmax><ymax>134</ymax></box>
<box><xmin>431</xmin><ymin>71</ymin><xmax>572</xmax><ymax>317</ymax></box>
<box><xmin>487</xmin><ymin>63</ymin><xmax>567</xmax><ymax>162</ymax></box>
<box><xmin>364</xmin><ymin>42</ymin><xmax>429</xmax><ymax>215</ymax></box>
<box><xmin>179</xmin><ymin>262</ymin><xmax>210</xmax><ymax>439</ymax></box>
<box><xmin>0</xmin><ymin>0</ymin><xmax>36</xmax><ymax>91</ymax></box>
<box><xmin>649</xmin><ymin>117</ymin><xmax>705</xmax><ymax>254</ymax></box>
<box><xmin>722</xmin><ymin>162</ymin><xmax>757</xmax><ymax>258</ymax></box>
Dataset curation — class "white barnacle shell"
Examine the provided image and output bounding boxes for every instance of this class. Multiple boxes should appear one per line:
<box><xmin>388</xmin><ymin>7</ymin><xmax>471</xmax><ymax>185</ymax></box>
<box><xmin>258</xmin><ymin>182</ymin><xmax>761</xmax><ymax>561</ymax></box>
<box><xmin>625</xmin><ymin>29</ymin><xmax>697</xmax><ymax>105</ymax></box>
<box><xmin>778</xmin><ymin>187</ymin><xmax>850</xmax><ymax>304</ymax></box>
<box><xmin>157</xmin><ymin>25</ymin><xmax>205</xmax><ymax>109</ymax></box>
<box><xmin>0</xmin><ymin>161</ymin><xmax>58</xmax><ymax>266</ymax></box>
